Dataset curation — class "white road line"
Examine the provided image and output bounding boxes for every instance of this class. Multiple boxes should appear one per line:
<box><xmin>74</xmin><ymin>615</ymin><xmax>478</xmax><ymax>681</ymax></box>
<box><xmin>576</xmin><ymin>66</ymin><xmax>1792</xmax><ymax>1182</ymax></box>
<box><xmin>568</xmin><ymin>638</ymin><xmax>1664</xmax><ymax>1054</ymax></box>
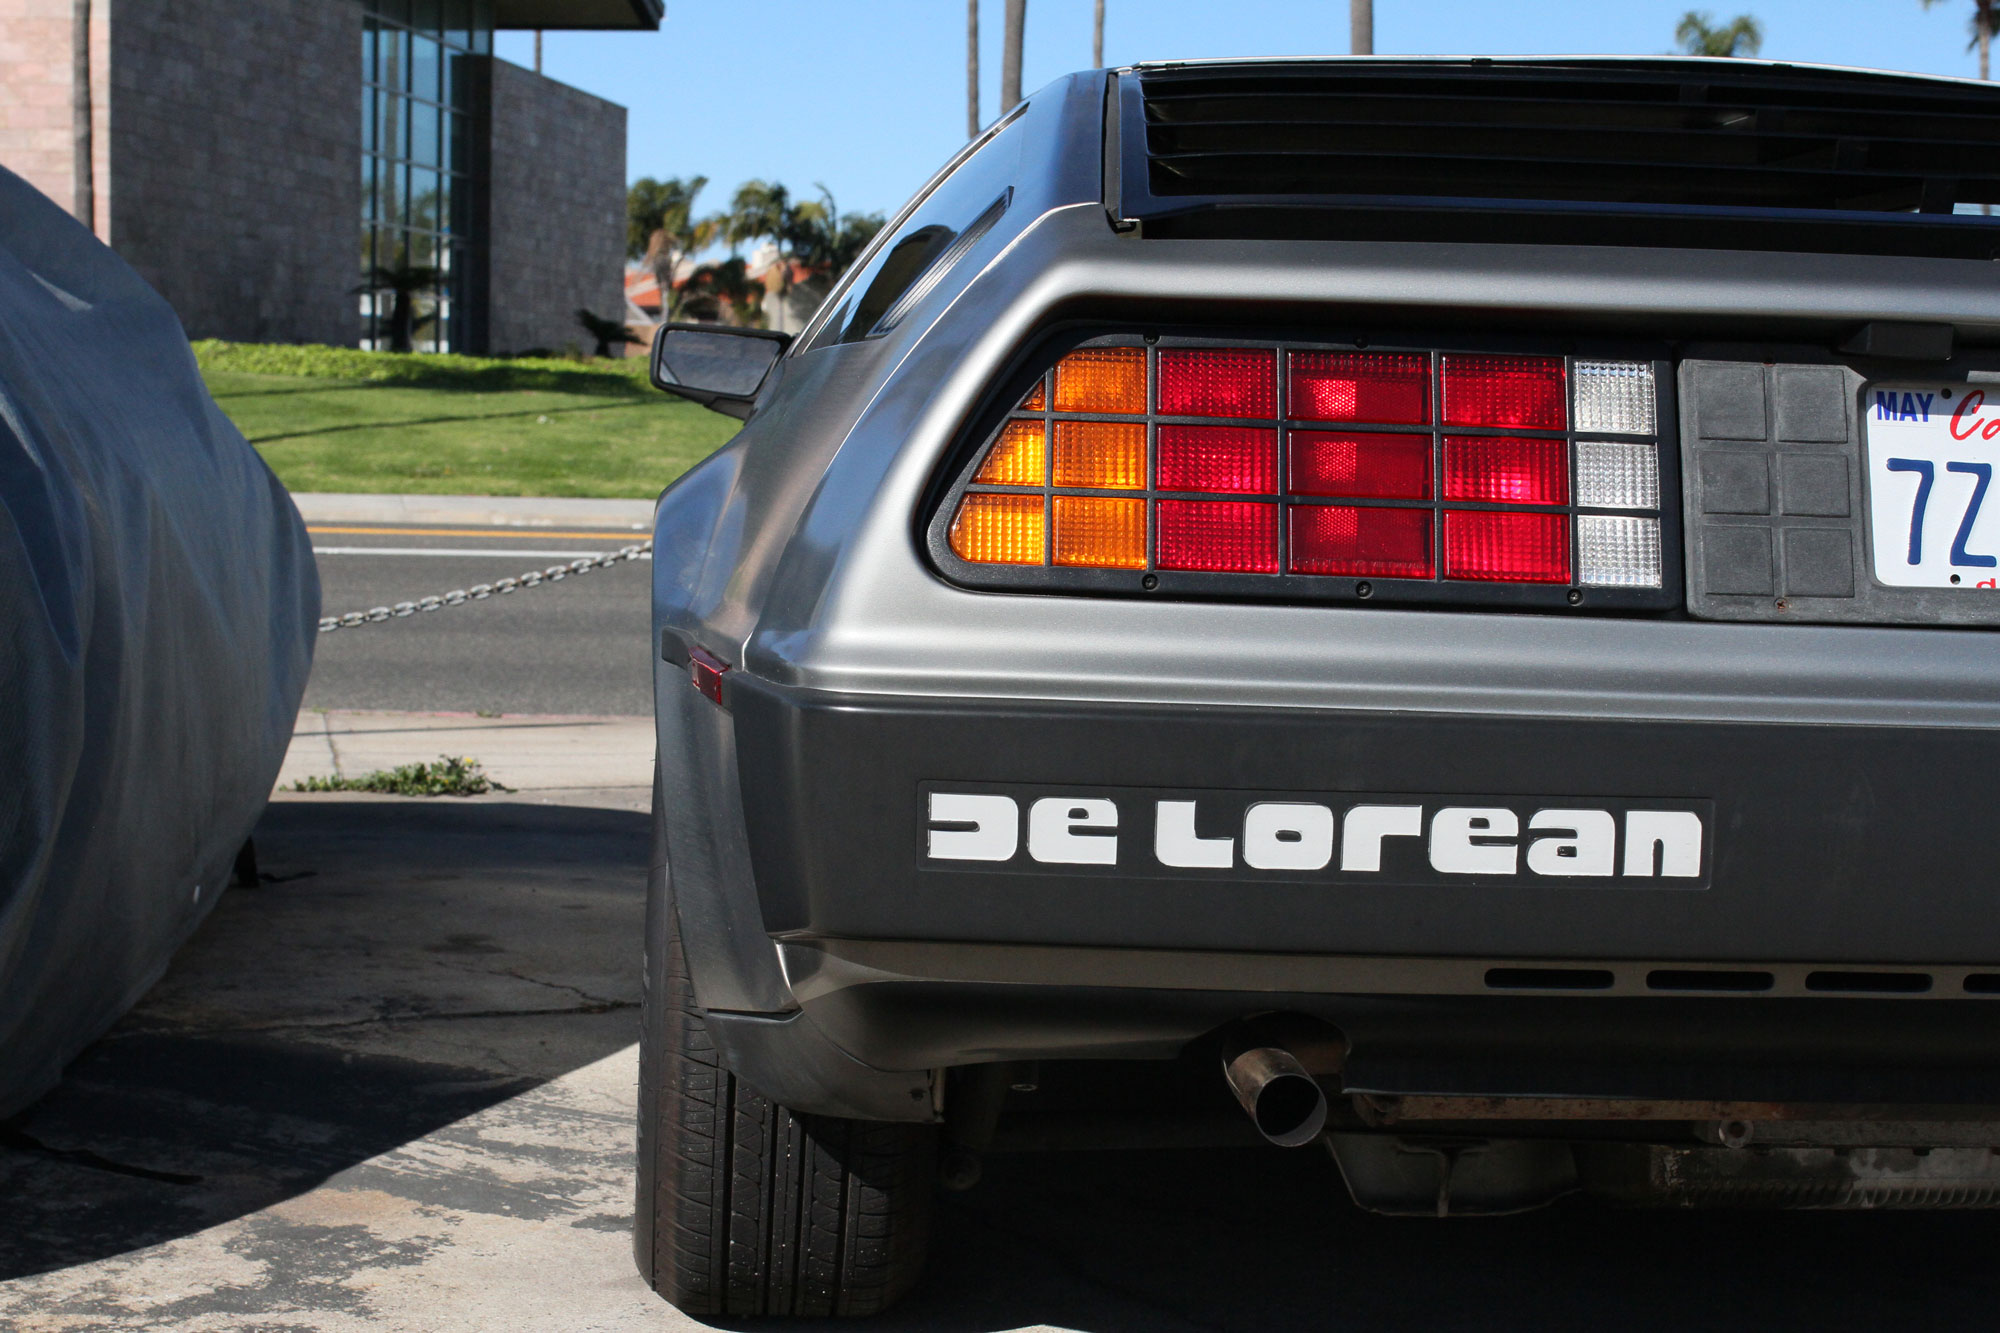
<box><xmin>313</xmin><ymin>546</ymin><xmax>650</xmax><ymax>559</ymax></box>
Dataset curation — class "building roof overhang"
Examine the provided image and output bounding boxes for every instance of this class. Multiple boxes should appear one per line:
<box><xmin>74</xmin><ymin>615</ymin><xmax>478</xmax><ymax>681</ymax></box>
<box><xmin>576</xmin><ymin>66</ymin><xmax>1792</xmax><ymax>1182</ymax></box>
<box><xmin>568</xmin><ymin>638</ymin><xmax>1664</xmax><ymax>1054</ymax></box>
<box><xmin>494</xmin><ymin>0</ymin><xmax>662</xmax><ymax>31</ymax></box>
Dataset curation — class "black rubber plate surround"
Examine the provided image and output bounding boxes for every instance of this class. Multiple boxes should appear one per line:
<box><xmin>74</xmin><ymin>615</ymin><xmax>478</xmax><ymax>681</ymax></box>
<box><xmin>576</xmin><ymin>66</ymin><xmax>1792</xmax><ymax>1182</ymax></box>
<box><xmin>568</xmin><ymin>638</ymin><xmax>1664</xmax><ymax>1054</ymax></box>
<box><xmin>1683</xmin><ymin>356</ymin><xmax>2000</xmax><ymax>626</ymax></box>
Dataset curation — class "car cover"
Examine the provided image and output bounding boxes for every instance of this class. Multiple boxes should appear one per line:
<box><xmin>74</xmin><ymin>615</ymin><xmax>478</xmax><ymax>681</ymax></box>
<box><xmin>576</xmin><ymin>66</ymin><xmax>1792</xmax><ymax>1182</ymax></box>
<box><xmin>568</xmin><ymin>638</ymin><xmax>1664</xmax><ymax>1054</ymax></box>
<box><xmin>0</xmin><ymin>168</ymin><xmax>318</xmax><ymax>1117</ymax></box>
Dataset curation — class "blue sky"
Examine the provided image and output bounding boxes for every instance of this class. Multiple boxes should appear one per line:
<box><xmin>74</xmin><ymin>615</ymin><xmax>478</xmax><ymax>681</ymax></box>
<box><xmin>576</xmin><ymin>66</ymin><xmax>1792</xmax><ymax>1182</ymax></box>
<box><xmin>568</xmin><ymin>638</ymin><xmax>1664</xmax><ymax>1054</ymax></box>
<box><xmin>497</xmin><ymin>1</ymin><xmax>1987</xmax><ymax>226</ymax></box>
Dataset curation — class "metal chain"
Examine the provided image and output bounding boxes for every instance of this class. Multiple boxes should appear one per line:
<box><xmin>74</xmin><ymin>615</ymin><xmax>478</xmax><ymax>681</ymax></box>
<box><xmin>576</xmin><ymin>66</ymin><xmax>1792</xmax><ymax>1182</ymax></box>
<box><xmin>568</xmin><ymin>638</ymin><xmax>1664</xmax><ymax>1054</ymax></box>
<box><xmin>317</xmin><ymin>541</ymin><xmax>652</xmax><ymax>633</ymax></box>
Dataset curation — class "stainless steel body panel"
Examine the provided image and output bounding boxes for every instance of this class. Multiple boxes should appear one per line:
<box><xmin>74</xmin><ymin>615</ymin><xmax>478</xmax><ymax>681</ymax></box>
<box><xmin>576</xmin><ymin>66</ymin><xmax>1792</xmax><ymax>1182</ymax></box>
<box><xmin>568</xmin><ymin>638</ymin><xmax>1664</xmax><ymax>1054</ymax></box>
<box><xmin>649</xmin><ymin>64</ymin><xmax>2000</xmax><ymax>1115</ymax></box>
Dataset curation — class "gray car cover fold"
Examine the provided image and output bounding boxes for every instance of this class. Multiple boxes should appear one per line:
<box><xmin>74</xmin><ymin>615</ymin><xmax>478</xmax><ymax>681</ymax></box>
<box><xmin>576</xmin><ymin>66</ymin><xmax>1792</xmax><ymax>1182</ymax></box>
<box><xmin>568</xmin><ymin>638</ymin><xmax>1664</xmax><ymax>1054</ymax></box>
<box><xmin>0</xmin><ymin>168</ymin><xmax>318</xmax><ymax>1117</ymax></box>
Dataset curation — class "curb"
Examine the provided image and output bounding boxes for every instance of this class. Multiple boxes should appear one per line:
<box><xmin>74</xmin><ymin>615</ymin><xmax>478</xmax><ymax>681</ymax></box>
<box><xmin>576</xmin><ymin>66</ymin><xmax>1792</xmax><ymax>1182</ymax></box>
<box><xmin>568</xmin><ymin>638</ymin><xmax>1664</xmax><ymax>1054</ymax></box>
<box><xmin>292</xmin><ymin>492</ymin><xmax>655</xmax><ymax>530</ymax></box>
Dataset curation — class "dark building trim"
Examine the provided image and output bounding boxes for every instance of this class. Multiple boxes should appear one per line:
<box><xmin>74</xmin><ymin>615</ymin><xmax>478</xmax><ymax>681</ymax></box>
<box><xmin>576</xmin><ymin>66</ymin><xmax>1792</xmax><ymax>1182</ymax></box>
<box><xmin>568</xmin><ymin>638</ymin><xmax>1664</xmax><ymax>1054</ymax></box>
<box><xmin>493</xmin><ymin>0</ymin><xmax>663</xmax><ymax>30</ymax></box>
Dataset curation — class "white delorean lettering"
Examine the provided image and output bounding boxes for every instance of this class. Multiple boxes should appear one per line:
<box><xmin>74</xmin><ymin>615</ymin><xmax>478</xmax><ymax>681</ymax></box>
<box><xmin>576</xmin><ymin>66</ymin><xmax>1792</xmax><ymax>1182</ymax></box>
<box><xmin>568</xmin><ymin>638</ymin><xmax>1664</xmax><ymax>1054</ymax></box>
<box><xmin>925</xmin><ymin>795</ymin><xmax>1702</xmax><ymax>879</ymax></box>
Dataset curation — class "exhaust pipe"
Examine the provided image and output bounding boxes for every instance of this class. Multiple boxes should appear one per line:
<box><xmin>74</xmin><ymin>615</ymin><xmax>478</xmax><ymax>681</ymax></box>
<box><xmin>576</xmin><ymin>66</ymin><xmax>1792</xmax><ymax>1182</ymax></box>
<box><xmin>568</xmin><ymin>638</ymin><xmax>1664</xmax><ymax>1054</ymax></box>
<box><xmin>1223</xmin><ymin>1046</ymin><xmax>1329</xmax><ymax>1148</ymax></box>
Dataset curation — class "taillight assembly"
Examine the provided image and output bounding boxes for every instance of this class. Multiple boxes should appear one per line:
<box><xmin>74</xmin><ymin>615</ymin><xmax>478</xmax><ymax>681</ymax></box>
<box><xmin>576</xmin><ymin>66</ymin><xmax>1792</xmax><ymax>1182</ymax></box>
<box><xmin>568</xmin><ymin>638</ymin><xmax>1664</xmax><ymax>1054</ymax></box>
<box><xmin>935</xmin><ymin>337</ymin><xmax>1677</xmax><ymax>612</ymax></box>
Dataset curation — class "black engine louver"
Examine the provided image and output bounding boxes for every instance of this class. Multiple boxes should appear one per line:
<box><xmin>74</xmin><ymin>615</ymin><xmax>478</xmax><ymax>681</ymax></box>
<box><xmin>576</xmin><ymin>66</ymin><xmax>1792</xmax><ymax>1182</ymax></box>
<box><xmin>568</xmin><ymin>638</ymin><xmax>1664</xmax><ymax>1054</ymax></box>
<box><xmin>1117</xmin><ymin>60</ymin><xmax>2000</xmax><ymax>259</ymax></box>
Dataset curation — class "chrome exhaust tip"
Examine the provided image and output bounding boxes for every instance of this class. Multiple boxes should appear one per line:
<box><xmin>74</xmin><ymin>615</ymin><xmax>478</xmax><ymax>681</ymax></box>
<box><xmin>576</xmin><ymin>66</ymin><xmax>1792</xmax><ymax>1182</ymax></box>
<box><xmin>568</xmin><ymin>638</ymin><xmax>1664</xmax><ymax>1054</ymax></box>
<box><xmin>1223</xmin><ymin>1046</ymin><xmax>1329</xmax><ymax>1148</ymax></box>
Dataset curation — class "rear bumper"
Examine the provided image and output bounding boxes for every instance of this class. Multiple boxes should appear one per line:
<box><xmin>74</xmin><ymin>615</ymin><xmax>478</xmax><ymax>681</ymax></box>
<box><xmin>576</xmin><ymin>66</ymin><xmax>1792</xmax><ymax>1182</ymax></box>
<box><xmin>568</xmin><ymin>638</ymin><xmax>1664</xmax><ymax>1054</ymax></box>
<box><xmin>781</xmin><ymin>942</ymin><xmax>2000</xmax><ymax>1105</ymax></box>
<box><xmin>731</xmin><ymin>677</ymin><xmax>2000</xmax><ymax>963</ymax></box>
<box><xmin>660</xmin><ymin>669</ymin><xmax>2000</xmax><ymax>1118</ymax></box>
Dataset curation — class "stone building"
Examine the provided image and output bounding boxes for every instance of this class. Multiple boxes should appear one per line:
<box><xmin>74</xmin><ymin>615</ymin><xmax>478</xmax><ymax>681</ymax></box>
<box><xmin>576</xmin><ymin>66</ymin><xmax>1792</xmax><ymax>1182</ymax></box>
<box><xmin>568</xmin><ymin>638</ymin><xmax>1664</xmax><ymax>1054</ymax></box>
<box><xmin>0</xmin><ymin>0</ymin><xmax>658</xmax><ymax>354</ymax></box>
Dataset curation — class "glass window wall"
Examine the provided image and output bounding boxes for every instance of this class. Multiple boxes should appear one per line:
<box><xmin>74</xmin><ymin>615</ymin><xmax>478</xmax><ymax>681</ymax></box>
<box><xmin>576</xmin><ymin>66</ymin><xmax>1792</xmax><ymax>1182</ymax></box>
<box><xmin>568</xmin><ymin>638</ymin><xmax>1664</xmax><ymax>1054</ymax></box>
<box><xmin>360</xmin><ymin>0</ymin><xmax>491</xmax><ymax>352</ymax></box>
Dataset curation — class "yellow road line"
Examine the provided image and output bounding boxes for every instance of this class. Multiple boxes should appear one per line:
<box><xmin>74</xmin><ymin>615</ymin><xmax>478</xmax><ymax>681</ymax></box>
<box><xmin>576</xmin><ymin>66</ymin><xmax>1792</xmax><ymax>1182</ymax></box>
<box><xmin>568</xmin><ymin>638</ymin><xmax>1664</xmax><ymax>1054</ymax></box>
<box><xmin>306</xmin><ymin>525</ymin><xmax>644</xmax><ymax>539</ymax></box>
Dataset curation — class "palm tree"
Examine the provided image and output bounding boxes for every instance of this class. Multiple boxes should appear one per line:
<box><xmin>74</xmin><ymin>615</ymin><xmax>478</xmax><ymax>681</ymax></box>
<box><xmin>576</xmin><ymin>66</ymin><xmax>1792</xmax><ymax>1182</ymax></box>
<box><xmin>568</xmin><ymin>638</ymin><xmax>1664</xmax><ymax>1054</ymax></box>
<box><xmin>679</xmin><ymin>256</ymin><xmax>764</xmax><ymax>327</ymax></box>
<box><xmin>627</xmin><ymin>176</ymin><xmax>720</xmax><ymax>323</ymax></box>
<box><xmin>784</xmin><ymin>187</ymin><xmax>878</xmax><ymax>274</ymax></box>
<box><xmin>1674</xmin><ymin>11</ymin><xmax>1764</xmax><ymax>57</ymax></box>
<box><xmin>1001</xmin><ymin>0</ymin><xmax>1026</xmax><ymax>111</ymax></box>
<box><xmin>725</xmin><ymin>179</ymin><xmax>817</xmax><ymax>310</ymax></box>
<box><xmin>355</xmin><ymin>259</ymin><xmax>441</xmax><ymax>353</ymax></box>
<box><xmin>1921</xmin><ymin>0</ymin><xmax>1997</xmax><ymax>80</ymax></box>
<box><xmin>967</xmin><ymin>0</ymin><xmax>980</xmax><ymax>137</ymax></box>
<box><xmin>721</xmin><ymin>182</ymin><xmax>886</xmax><ymax>331</ymax></box>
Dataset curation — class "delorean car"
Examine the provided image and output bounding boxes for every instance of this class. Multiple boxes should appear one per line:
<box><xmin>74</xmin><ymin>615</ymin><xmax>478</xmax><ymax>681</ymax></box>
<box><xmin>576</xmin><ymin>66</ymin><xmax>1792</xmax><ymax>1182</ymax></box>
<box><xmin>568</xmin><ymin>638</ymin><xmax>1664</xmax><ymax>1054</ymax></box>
<box><xmin>635</xmin><ymin>57</ymin><xmax>2000</xmax><ymax>1318</ymax></box>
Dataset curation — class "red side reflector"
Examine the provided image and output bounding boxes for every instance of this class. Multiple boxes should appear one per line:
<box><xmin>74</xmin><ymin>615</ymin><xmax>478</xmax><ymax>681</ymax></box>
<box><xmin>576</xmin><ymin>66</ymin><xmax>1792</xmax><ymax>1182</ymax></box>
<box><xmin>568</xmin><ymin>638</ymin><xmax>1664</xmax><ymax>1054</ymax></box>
<box><xmin>1442</xmin><ymin>510</ymin><xmax>1570</xmax><ymax>583</ymax></box>
<box><xmin>1441</xmin><ymin>354</ymin><xmax>1566</xmax><ymax>430</ymax></box>
<box><xmin>1289</xmin><ymin>352</ymin><xmax>1430</xmax><ymax>425</ymax></box>
<box><xmin>1290</xmin><ymin>431</ymin><xmax>1432</xmax><ymax>499</ymax></box>
<box><xmin>1157</xmin><ymin>349</ymin><xmax>1277</xmax><ymax>420</ymax></box>
<box><xmin>1156</xmin><ymin>499</ymin><xmax>1279</xmax><ymax>572</ymax></box>
<box><xmin>1290</xmin><ymin>505</ymin><xmax>1434</xmax><ymax>578</ymax></box>
<box><xmin>689</xmin><ymin>646</ymin><xmax>730</xmax><ymax>704</ymax></box>
<box><xmin>1156</xmin><ymin>425</ymin><xmax>1277</xmax><ymax>493</ymax></box>
<box><xmin>1442</xmin><ymin>436</ymin><xmax>1569</xmax><ymax>505</ymax></box>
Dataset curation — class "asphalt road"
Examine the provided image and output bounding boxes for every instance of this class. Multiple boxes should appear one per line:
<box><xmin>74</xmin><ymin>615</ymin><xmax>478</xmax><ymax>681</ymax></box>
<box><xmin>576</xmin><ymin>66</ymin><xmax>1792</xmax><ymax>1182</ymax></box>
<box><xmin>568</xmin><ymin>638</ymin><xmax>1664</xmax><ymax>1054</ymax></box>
<box><xmin>303</xmin><ymin>521</ymin><xmax>655</xmax><ymax>716</ymax></box>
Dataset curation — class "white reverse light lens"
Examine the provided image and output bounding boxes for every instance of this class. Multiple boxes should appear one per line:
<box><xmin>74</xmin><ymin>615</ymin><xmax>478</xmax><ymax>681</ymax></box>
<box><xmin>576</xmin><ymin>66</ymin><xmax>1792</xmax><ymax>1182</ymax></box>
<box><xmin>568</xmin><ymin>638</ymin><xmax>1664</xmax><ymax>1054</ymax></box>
<box><xmin>1578</xmin><ymin>515</ymin><xmax>1662</xmax><ymax>587</ymax></box>
<box><xmin>1573</xmin><ymin>361</ymin><xmax>1656</xmax><ymax>435</ymax></box>
<box><xmin>1575</xmin><ymin>440</ymin><xmax>1660</xmax><ymax>510</ymax></box>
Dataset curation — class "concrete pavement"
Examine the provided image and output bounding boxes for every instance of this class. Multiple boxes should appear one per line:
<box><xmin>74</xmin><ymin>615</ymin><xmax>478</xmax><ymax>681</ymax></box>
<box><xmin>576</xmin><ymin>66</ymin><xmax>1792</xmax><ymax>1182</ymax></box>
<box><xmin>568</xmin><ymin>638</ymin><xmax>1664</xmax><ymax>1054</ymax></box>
<box><xmin>0</xmin><ymin>787</ymin><xmax>660</xmax><ymax>1330</ymax></box>
<box><xmin>292</xmin><ymin>492</ymin><xmax>655</xmax><ymax>530</ymax></box>
<box><xmin>280</xmin><ymin>709</ymin><xmax>655</xmax><ymax>808</ymax></box>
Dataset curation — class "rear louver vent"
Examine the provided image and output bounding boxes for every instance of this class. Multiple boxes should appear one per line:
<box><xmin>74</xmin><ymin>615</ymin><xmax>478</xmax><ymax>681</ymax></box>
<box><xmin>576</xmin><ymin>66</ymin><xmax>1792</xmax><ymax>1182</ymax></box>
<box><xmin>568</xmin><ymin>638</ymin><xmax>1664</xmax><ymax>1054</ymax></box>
<box><xmin>1119</xmin><ymin>61</ymin><xmax>2000</xmax><ymax>258</ymax></box>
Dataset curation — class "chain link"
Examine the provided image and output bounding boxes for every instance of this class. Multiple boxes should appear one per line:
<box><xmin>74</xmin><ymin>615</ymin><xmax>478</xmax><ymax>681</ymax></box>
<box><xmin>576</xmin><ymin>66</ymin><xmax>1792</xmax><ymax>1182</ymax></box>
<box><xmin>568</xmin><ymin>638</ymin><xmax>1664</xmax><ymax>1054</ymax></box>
<box><xmin>317</xmin><ymin>541</ymin><xmax>653</xmax><ymax>633</ymax></box>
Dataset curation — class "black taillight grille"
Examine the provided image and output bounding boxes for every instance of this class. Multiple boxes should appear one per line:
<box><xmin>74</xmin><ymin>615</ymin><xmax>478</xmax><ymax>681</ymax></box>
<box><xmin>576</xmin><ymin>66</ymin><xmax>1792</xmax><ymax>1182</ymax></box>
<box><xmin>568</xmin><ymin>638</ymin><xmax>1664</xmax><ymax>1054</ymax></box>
<box><xmin>927</xmin><ymin>333</ymin><xmax>1683</xmax><ymax>614</ymax></box>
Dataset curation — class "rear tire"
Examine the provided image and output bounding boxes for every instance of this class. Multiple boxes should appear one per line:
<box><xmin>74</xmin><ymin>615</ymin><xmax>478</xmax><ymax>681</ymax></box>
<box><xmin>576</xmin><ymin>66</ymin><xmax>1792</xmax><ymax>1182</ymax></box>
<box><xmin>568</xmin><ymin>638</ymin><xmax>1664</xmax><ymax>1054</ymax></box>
<box><xmin>636</xmin><ymin>826</ymin><xmax>936</xmax><ymax>1317</ymax></box>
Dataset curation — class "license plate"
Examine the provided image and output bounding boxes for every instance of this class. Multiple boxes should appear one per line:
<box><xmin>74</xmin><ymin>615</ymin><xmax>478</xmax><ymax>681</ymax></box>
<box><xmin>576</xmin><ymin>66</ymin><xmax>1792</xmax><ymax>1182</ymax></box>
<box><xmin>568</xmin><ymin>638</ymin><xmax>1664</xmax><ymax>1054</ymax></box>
<box><xmin>1865</xmin><ymin>382</ymin><xmax>2000</xmax><ymax>589</ymax></box>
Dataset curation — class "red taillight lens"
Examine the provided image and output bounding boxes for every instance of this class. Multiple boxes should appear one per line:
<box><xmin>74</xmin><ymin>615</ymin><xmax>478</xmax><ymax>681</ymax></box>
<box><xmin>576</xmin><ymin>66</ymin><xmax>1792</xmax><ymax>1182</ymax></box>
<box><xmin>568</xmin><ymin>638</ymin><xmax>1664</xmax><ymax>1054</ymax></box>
<box><xmin>1290</xmin><ymin>431</ymin><xmax>1432</xmax><ymax>499</ymax></box>
<box><xmin>1290</xmin><ymin>505</ymin><xmax>1434</xmax><ymax>578</ymax></box>
<box><xmin>1289</xmin><ymin>352</ymin><xmax>1430</xmax><ymax>425</ymax></box>
<box><xmin>1156</xmin><ymin>425</ymin><xmax>1277</xmax><ymax>493</ymax></box>
<box><xmin>1442</xmin><ymin>436</ymin><xmax>1568</xmax><ymax>505</ymax></box>
<box><xmin>1156</xmin><ymin>500</ymin><xmax>1279</xmax><ymax>572</ymax></box>
<box><xmin>1441</xmin><ymin>354</ymin><xmax>1566</xmax><ymax>430</ymax></box>
<box><xmin>1442</xmin><ymin>510</ymin><xmax>1569</xmax><ymax>583</ymax></box>
<box><xmin>1157</xmin><ymin>349</ymin><xmax>1277</xmax><ymax>420</ymax></box>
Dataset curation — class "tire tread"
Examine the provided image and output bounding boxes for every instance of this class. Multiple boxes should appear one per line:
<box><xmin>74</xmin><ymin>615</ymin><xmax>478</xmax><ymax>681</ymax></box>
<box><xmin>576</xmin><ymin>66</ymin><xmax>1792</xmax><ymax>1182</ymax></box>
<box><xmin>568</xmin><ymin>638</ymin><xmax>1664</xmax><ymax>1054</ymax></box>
<box><xmin>639</xmin><ymin>897</ymin><xmax>934</xmax><ymax>1317</ymax></box>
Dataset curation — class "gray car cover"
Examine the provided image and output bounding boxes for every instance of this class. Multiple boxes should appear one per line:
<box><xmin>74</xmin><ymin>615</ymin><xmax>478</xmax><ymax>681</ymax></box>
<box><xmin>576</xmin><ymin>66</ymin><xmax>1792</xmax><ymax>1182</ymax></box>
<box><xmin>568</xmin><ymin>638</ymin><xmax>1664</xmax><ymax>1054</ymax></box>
<box><xmin>0</xmin><ymin>168</ymin><xmax>318</xmax><ymax>1117</ymax></box>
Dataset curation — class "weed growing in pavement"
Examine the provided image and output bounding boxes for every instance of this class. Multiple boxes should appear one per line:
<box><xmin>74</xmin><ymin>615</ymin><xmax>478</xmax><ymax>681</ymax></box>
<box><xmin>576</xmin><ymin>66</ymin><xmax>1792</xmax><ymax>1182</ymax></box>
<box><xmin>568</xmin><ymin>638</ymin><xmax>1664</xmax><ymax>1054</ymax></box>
<box><xmin>291</xmin><ymin>754</ymin><xmax>511</xmax><ymax>796</ymax></box>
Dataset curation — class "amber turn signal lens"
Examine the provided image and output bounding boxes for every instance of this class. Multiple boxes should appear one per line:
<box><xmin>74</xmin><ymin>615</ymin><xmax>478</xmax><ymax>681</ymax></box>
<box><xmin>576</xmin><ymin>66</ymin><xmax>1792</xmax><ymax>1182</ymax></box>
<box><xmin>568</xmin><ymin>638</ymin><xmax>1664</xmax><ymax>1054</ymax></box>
<box><xmin>973</xmin><ymin>420</ymin><xmax>1045</xmax><ymax>486</ymax></box>
<box><xmin>1053</xmin><ymin>421</ymin><xmax>1146</xmax><ymax>489</ymax></box>
<box><xmin>949</xmin><ymin>492</ymin><xmax>1044</xmax><ymax>564</ymax></box>
<box><xmin>1053</xmin><ymin>347</ymin><xmax>1146</xmax><ymax>414</ymax></box>
<box><xmin>1018</xmin><ymin>378</ymin><xmax>1047</xmax><ymax>412</ymax></box>
<box><xmin>1053</xmin><ymin>496</ymin><xmax>1147</xmax><ymax>568</ymax></box>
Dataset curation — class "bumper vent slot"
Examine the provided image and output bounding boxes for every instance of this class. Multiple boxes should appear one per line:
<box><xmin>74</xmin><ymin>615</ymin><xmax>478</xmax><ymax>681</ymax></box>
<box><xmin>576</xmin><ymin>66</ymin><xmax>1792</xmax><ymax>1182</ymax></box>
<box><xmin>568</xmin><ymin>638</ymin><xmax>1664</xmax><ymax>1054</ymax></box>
<box><xmin>1484</xmin><ymin>967</ymin><xmax>1615</xmax><ymax>991</ymax></box>
<box><xmin>1805</xmin><ymin>970</ymin><xmax>1933</xmax><ymax>994</ymax></box>
<box><xmin>1645</xmin><ymin>969</ymin><xmax>1775</xmax><ymax>993</ymax></box>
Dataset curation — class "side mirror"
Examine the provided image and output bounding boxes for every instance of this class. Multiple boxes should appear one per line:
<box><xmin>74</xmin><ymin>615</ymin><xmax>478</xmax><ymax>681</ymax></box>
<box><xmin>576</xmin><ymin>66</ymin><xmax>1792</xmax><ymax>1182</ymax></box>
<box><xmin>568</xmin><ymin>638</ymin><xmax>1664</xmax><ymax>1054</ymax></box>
<box><xmin>649</xmin><ymin>323</ymin><xmax>793</xmax><ymax>419</ymax></box>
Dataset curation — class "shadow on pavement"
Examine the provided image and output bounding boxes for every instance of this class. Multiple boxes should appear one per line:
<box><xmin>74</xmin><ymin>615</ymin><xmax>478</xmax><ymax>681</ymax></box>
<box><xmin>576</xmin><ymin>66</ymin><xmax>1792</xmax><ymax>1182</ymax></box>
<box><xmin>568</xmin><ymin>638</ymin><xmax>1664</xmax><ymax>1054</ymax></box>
<box><xmin>855</xmin><ymin>1145</ymin><xmax>2000</xmax><ymax>1333</ymax></box>
<box><xmin>0</xmin><ymin>796</ymin><xmax>648</xmax><ymax>1283</ymax></box>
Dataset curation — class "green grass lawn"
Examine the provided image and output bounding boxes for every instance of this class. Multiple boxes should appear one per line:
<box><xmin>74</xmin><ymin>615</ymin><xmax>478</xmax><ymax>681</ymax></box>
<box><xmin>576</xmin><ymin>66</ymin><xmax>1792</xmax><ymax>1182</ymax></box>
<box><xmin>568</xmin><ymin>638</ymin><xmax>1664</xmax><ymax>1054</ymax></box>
<box><xmin>196</xmin><ymin>341</ymin><xmax>739</xmax><ymax>498</ymax></box>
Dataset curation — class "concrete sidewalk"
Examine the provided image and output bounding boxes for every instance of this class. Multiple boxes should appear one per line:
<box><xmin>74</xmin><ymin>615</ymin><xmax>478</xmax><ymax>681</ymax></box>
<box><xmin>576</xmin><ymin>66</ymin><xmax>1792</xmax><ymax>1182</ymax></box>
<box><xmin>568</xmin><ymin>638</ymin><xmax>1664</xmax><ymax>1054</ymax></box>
<box><xmin>293</xmin><ymin>492</ymin><xmax>655</xmax><ymax>530</ymax></box>
<box><xmin>279</xmin><ymin>709</ymin><xmax>654</xmax><ymax>809</ymax></box>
